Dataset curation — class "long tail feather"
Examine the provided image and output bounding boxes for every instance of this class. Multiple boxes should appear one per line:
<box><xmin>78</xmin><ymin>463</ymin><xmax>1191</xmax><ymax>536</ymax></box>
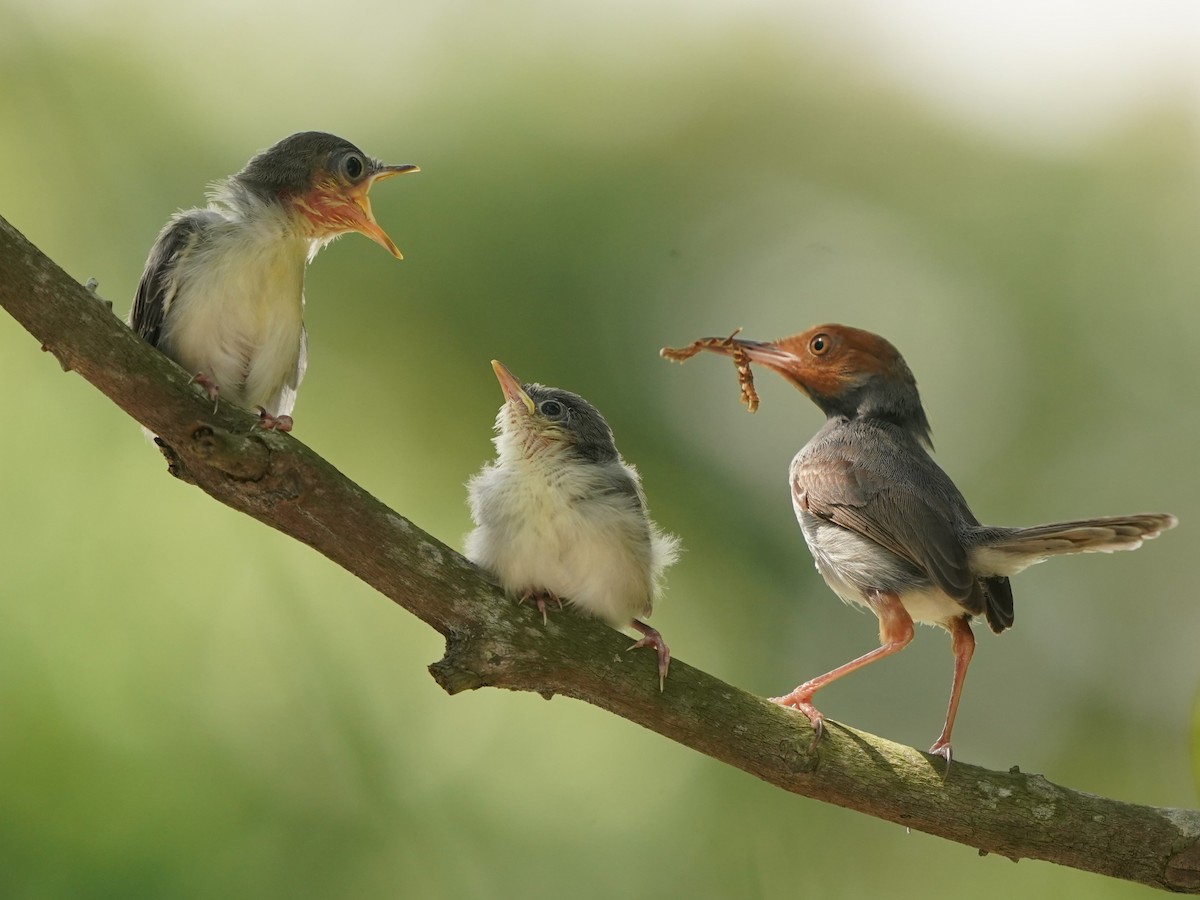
<box><xmin>969</xmin><ymin>513</ymin><xmax>1176</xmax><ymax>576</ymax></box>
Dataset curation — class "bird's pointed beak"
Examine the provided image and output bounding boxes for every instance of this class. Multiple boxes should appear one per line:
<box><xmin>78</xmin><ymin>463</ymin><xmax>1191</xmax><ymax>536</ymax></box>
<box><xmin>343</xmin><ymin>163</ymin><xmax>419</xmax><ymax>258</ymax></box>
<box><xmin>662</xmin><ymin>333</ymin><xmax>801</xmax><ymax>374</ymax></box>
<box><xmin>729</xmin><ymin>339</ymin><xmax>803</xmax><ymax>374</ymax></box>
<box><xmin>661</xmin><ymin>332</ymin><xmax>812</xmax><ymax>407</ymax></box>
<box><xmin>726</xmin><ymin>339</ymin><xmax>822</xmax><ymax>398</ymax></box>
<box><xmin>491</xmin><ymin>360</ymin><xmax>536</xmax><ymax>414</ymax></box>
<box><xmin>372</xmin><ymin>163</ymin><xmax>420</xmax><ymax>182</ymax></box>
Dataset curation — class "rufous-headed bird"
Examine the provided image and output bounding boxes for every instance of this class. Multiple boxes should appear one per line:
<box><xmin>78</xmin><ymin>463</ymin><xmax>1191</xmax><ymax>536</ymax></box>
<box><xmin>466</xmin><ymin>360</ymin><xmax>681</xmax><ymax>690</ymax></box>
<box><xmin>128</xmin><ymin>131</ymin><xmax>418</xmax><ymax>431</ymax></box>
<box><xmin>663</xmin><ymin>324</ymin><xmax>1175</xmax><ymax>763</ymax></box>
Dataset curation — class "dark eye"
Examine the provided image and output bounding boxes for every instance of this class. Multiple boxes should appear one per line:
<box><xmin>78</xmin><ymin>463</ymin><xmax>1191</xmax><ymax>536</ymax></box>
<box><xmin>538</xmin><ymin>400</ymin><xmax>564</xmax><ymax>418</ymax></box>
<box><xmin>340</xmin><ymin>153</ymin><xmax>365</xmax><ymax>180</ymax></box>
<box><xmin>810</xmin><ymin>333</ymin><xmax>830</xmax><ymax>356</ymax></box>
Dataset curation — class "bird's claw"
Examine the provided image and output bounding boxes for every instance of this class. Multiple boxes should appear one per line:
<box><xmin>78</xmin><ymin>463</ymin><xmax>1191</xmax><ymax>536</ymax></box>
<box><xmin>769</xmin><ymin>690</ymin><xmax>826</xmax><ymax>752</ymax></box>
<box><xmin>519</xmin><ymin>590</ymin><xmax>562</xmax><ymax>626</ymax></box>
<box><xmin>254</xmin><ymin>408</ymin><xmax>294</xmax><ymax>432</ymax></box>
<box><xmin>188</xmin><ymin>372</ymin><xmax>220</xmax><ymax>413</ymax></box>
<box><xmin>83</xmin><ymin>276</ymin><xmax>113</xmax><ymax>311</ymax></box>
<box><xmin>628</xmin><ymin>622</ymin><xmax>670</xmax><ymax>691</ymax></box>
<box><xmin>928</xmin><ymin>739</ymin><xmax>953</xmax><ymax>779</ymax></box>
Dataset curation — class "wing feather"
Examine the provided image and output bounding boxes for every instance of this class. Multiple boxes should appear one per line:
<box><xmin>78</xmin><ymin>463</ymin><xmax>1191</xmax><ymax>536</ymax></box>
<box><xmin>795</xmin><ymin>425</ymin><xmax>978</xmax><ymax>603</ymax></box>
<box><xmin>128</xmin><ymin>212</ymin><xmax>211</xmax><ymax>347</ymax></box>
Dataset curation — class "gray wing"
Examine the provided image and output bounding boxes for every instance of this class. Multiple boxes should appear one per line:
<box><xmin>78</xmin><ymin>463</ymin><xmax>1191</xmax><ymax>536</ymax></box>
<box><xmin>795</xmin><ymin>434</ymin><xmax>978</xmax><ymax>604</ymax></box>
<box><xmin>603</xmin><ymin>460</ymin><xmax>650</xmax><ymax>515</ymax></box>
<box><xmin>598</xmin><ymin>458</ymin><xmax>679</xmax><ymax>610</ymax></box>
<box><xmin>589</xmin><ymin>458</ymin><xmax>656</xmax><ymax>548</ymax></box>
<box><xmin>128</xmin><ymin>211</ymin><xmax>210</xmax><ymax>347</ymax></box>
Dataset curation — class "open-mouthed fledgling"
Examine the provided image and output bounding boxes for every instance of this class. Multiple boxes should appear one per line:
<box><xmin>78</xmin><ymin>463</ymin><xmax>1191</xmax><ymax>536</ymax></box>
<box><xmin>664</xmin><ymin>324</ymin><xmax>1176</xmax><ymax>763</ymax></box>
<box><xmin>128</xmin><ymin>131</ymin><xmax>418</xmax><ymax>431</ymax></box>
<box><xmin>466</xmin><ymin>360</ymin><xmax>681</xmax><ymax>689</ymax></box>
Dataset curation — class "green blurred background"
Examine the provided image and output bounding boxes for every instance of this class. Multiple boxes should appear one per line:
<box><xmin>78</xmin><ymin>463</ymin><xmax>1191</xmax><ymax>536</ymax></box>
<box><xmin>2</xmin><ymin>2</ymin><xmax>1198</xmax><ymax>897</ymax></box>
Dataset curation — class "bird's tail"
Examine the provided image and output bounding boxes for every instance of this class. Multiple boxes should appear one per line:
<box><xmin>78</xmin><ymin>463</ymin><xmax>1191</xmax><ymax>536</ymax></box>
<box><xmin>968</xmin><ymin>513</ymin><xmax>1176</xmax><ymax>576</ymax></box>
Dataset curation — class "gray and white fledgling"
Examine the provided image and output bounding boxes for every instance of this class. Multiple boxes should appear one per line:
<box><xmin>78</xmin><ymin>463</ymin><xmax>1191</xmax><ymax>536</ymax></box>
<box><xmin>466</xmin><ymin>360</ymin><xmax>681</xmax><ymax>689</ymax></box>
<box><xmin>664</xmin><ymin>324</ymin><xmax>1177</xmax><ymax>762</ymax></box>
<box><xmin>128</xmin><ymin>132</ymin><xmax>418</xmax><ymax>431</ymax></box>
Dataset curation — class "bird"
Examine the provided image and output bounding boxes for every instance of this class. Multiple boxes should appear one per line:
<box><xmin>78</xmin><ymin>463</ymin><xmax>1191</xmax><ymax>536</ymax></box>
<box><xmin>128</xmin><ymin>131</ymin><xmax>418</xmax><ymax>432</ymax></box>
<box><xmin>465</xmin><ymin>360</ymin><xmax>681</xmax><ymax>689</ymax></box>
<box><xmin>662</xmin><ymin>324</ymin><xmax>1176</xmax><ymax>763</ymax></box>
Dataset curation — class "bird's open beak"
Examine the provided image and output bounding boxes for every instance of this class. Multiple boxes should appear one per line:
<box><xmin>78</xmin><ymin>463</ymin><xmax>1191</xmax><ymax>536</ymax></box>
<box><xmin>342</xmin><ymin>163</ymin><xmax>419</xmax><ymax>259</ymax></box>
<box><xmin>491</xmin><ymin>360</ymin><xmax>536</xmax><ymax>414</ymax></box>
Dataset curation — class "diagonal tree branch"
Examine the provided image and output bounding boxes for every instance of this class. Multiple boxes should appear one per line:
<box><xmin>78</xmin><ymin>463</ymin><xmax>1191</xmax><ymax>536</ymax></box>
<box><xmin>2</xmin><ymin>212</ymin><xmax>1198</xmax><ymax>893</ymax></box>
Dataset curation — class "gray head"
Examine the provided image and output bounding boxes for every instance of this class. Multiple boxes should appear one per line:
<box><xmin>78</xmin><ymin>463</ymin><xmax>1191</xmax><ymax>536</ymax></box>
<box><xmin>237</xmin><ymin>132</ymin><xmax>381</xmax><ymax>194</ymax></box>
<box><xmin>490</xmin><ymin>360</ymin><xmax>619</xmax><ymax>464</ymax></box>
<box><xmin>227</xmin><ymin>131</ymin><xmax>419</xmax><ymax>257</ymax></box>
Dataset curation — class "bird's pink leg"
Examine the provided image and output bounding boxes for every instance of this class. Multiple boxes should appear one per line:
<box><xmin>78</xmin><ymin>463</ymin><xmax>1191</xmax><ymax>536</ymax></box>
<box><xmin>254</xmin><ymin>407</ymin><xmax>294</xmax><ymax>433</ymax></box>
<box><xmin>628</xmin><ymin>620</ymin><xmax>670</xmax><ymax>691</ymax></box>
<box><xmin>188</xmin><ymin>372</ymin><xmax>220</xmax><ymax>413</ymax></box>
<box><xmin>927</xmin><ymin>615</ymin><xmax>975</xmax><ymax>771</ymax></box>
<box><xmin>519</xmin><ymin>589</ymin><xmax>563</xmax><ymax>626</ymax></box>
<box><xmin>771</xmin><ymin>589</ymin><xmax>914</xmax><ymax>747</ymax></box>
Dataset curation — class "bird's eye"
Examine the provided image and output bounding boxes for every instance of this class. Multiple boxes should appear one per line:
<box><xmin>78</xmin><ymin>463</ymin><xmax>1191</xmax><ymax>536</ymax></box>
<box><xmin>340</xmin><ymin>153</ymin><xmax>365</xmax><ymax>181</ymax></box>
<box><xmin>809</xmin><ymin>333</ymin><xmax>831</xmax><ymax>356</ymax></box>
<box><xmin>538</xmin><ymin>400</ymin><xmax>564</xmax><ymax>418</ymax></box>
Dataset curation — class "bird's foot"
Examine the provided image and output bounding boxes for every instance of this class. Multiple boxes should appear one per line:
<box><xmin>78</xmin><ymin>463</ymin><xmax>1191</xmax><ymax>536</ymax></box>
<box><xmin>82</xmin><ymin>276</ymin><xmax>114</xmax><ymax>311</ymax></box>
<box><xmin>927</xmin><ymin>738</ymin><xmax>953</xmax><ymax>778</ymax></box>
<box><xmin>769</xmin><ymin>688</ymin><xmax>826</xmax><ymax>749</ymax></box>
<box><xmin>188</xmin><ymin>372</ymin><xmax>220</xmax><ymax>413</ymax></box>
<box><xmin>254</xmin><ymin>408</ymin><xmax>294</xmax><ymax>432</ymax></box>
<box><xmin>628</xmin><ymin>620</ymin><xmax>670</xmax><ymax>691</ymax></box>
<box><xmin>519</xmin><ymin>590</ymin><xmax>562</xmax><ymax>626</ymax></box>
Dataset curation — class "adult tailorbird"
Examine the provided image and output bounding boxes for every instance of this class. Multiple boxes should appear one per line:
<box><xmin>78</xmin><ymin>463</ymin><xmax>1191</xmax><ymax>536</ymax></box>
<box><xmin>663</xmin><ymin>324</ymin><xmax>1175</xmax><ymax>763</ymax></box>
<box><xmin>466</xmin><ymin>360</ymin><xmax>681</xmax><ymax>689</ymax></box>
<box><xmin>128</xmin><ymin>131</ymin><xmax>418</xmax><ymax>431</ymax></box>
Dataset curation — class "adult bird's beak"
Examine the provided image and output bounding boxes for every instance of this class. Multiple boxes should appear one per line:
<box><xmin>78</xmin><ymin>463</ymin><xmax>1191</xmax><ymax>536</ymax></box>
<box><xmin>343</xmin><ymin>163</ymin><xmax>420</xmax><ymax>258</ymax></box>
<box><xmin>727</xmin><ymin>339</ymin><xmax>800</xmax><ymax>372</ymax></box>
<box><xmin>491</xmin><ymin>360</ymin><xmax>536</xmax><ymax>414</ymax></box>
<box><xmin>726</xmin><ymin>337</ymin><xmax>830</xmax><ymax>397</ymax></box>
<box><xmin>660</xmin><ymin>331</ymin><xmax>817</xmax><ymax>406</ymax></box>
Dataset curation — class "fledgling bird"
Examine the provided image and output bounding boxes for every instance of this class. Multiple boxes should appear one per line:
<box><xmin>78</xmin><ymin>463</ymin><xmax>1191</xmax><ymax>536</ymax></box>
<box><xmin>663</xmin><ymin>324</ymin><xmax>1176</xmax><ymax>763</ymax></box>
<box><xmin>128</xmin><ymin>131</ymin><xmax>418</xmax><ymax>431</ymax></box>
<box><xmin>465</xmin><ymin>360</ymin><xmax>681</xmax><ymax>689</ymax></box>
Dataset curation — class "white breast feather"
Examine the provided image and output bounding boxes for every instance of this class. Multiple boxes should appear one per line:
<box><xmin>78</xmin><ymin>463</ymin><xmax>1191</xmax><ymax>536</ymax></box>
<box><xmin>160</xmin><ymin>203</ymin><xmax>311</xmax><ymax>415</ymax></box>
<box><xmin>466</xmin><ymin>431</ymin><xmax>678</xmax><ymax>628</ymax></box>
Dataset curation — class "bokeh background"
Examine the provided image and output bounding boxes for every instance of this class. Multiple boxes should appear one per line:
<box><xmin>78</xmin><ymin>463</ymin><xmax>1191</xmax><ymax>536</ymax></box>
<box><xmin>3</xmin><ymin>1</ymin><xmax>1199</xmax><ymax>897</ymax></box>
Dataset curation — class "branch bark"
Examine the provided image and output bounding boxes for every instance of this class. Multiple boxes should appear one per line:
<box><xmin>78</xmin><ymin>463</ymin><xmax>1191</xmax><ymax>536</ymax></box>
<box><xmin>2</xmin><ymin>212</ymin><xmax>1198</xmax><ymax>893</ymax></box>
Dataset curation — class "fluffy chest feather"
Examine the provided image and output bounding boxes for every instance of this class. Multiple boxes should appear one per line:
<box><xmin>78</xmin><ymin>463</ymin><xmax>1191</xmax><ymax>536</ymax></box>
<box><xmin>161</xmin><ymin>211</ymin><xmax>311</xmax><ymax>413</ymax></box>
<box><xmin>465</xmin><ymin>448</ymin><xmax>658</xmax><ymax>627</ymax></box>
